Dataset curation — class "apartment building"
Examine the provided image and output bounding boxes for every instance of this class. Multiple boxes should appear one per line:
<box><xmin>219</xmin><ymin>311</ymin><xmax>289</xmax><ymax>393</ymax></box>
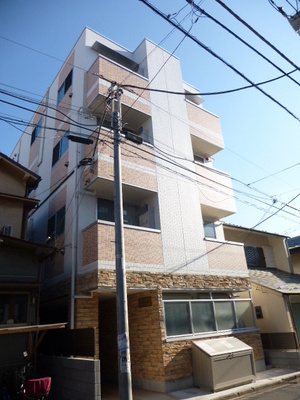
<box><xmin>12</xmin><ymin>27</ymin><xmax>265</xmax><ymax>393</ymax></box>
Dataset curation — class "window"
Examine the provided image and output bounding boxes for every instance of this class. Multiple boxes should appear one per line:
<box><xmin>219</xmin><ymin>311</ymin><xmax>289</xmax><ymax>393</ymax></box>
<box><xmin>163</xmin><ymin>291</ymin><xmax>256</xmax><ymax>338</ymax></box>
<box><xmin>97</xmin><ymin>198</ymin><xmax>155</xmax><ymax>229</ymax></box>
<box><xmin>98</xmin><ymin>199</ymin><xmax>114</xmax><ymax>223</ymax></box>
<box><xmin>0</xmin><ymin>294</ymin><xmax>28</xmax><ymax>325</ymax></box>
<box><xmin>255</xmin><ymin>306</ymin><xmax>263</xmax><ymax>319</ymax></box>
<box><xmin>204</xmin><ymin>221</ymin><xmax>216</xmax><ymax>239</ymax></box>
<box><xmin>57</xmin><ymin>69</ymin><xmax>73</xmax><ymax>105</ymax></box>
<box><xmin>164</xmin><ymin>302</ymin><xmax>192</xmax><ymax>336</ymax></box>
<box><xmin>244</xmin><ymin>246</ymin><xmax>266</xmax><ymax>268</ymax></box>
<box><xmin>47</xmin><ymin>205</ymin><xmax>65</xmax><ymax>239</ymax></box>
<box><xmin>31</xmin><ymin>117</ymin><xmax>42</xmax><ymax>145</ymax></box>
<box><xmin>52</xmin><ymin>132</ymin><xmax>69</xmax><ymax>166</ymax></box>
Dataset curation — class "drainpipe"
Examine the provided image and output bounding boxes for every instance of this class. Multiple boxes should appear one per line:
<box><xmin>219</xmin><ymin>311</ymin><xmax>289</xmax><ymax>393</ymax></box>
<box><xmin>70</xmin><ymin>116</ymin><xmax>81</xmax><ymax>329</ymax></box>
<box><xmin>38</xmin><ymin>87</ymin><xmax>50</xmax><ymax>167</ymax></box>
<box><xmin>285</xmin><ymin>238</ymin><xmax>294</xmax><ymax>274</ymax></box>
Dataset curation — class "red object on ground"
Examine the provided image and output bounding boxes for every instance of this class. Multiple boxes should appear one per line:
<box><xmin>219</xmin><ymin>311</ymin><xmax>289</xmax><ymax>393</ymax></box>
<box><xmin>22</xmin><ymin>377</ymin><xmax>51</xmax><ymax>399</ymax></box>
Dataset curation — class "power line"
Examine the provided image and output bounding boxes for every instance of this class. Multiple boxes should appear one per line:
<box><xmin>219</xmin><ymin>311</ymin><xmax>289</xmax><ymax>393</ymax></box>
<box><xmin>4</xmin><ymin>75</ymin><xmax>300</xmax><ymax>219</ymax></box>
<box><xmin>2</xmin><ymin>46</ymin><xmax>300</xmax><ymax>231</ymax></box>
<box><xmin>121</xmin><ymin>67</ymin><xmax>299</xmax><ymax>96</ymax></box>
<box><xmin>140</xmin><ymin>0</ymin><xmax>300</xmax><ymax>123</ymax></box>
<box><xmin>216</xmin><ymin>0</ymin><xmax>300</xmax><ymax>70</ymax></box>
<box><xmin>3</xmin><ymin>76</ymin><xmax>298</xmax><ymax>200</ymax></box>
<box><xmin>247</xmin><ymin>161</ymin><xmax>300</xmax><ymax>186</ymax></box>
<box><xmin>252</xmin><ymin>191</ymin><xmax>300</xmax><ymax>229</ymax></box>
<box><xmin>187</xmin><ymin>0</ymin><xmax>300</xmax><ymax>89</ymax></box>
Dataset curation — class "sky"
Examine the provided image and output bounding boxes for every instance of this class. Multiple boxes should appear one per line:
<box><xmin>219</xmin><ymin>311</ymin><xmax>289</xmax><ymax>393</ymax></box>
<box><xmin>1</xmin><ymin>0</ymin><xmax>300</xmax><ymax>237</ymax></box>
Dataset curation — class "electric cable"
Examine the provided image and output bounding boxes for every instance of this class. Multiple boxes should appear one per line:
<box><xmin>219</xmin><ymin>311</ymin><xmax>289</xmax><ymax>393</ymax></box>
<box><xmin>3</xmin><ymin>76</ymin><xmax>299</xmax><ymax>203</ymax></box>
<box><xmin>2</xmin><ymin>35</ymin><xmax>300</xmax><ymax>232</ymax></box>
<box><xmin>4</xmin><ymin>83</ymin><xmax>300</xmax><ymax>220</ymax></box>
<box><xmin>5</xmin><ymin>70</ymin><xmax>300</xmax><ymax>216</ymax></box>
<box><xmin>121</xmin><ymin>66</ymin><xmax>299</xmax><ymax>96</ymax></box>
<box><xmin>247</xmin><ymin>161</ymin><xmax>300</xmax><ymax>186</ymax></box>
<box><xmin>252</xmin><ymin>191</ymin><xmax>300</xmax><ymax>229</ymax></box>
<box><xmin>187</xmin><ymin>0</ymin><xmax>300</xmax><ymax>89</ymax></box>
<box><xmin>140</xmin><ymin>0</ymin><xmax>300</xmax><ymax>123</ymax></box>
<box><xmin>216</xmin><ymin>0</ymin><xmax>299</xmax><ymax>70</ymax></box>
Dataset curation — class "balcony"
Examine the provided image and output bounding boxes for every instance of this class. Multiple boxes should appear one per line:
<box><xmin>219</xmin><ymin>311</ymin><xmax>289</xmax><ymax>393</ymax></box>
<box><xmin>86</xmin><ymin>56</ymin><xmax>151</xmax><ymax>132</ymax></box>
<box><xmin>205</xmin><ymin>238</ymin><xmax>248</xmax><ymax>276</ymax></box>
<box><xmin>195</xmin><ymin>163</ymin><xmax>236</xmax><ymax>219</ymax></box>
<box><xmin>83</xmin><ymin>129</ymin><xmax>157</xmax><ymax>197</ymax></box>
<box><xmin>82</xmin><ymin>221</ymin><xmax>163</xmax><ymax>271</ymax></box>
<box><xmin>186</xmin><ymin>101</ymin><xmax>224</xmax><ymax>157</ymax></box>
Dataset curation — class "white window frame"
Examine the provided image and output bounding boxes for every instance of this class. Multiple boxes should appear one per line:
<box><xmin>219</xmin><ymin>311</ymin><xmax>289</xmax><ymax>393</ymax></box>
<box><xmin>163</xmin><ymin>290</ymin><xmax>257</xmax><ymax>340</ymax></box>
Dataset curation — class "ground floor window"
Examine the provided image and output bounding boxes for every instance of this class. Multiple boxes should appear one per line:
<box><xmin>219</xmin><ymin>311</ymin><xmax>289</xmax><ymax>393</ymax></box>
<box><xmin>0</xmin><ymin>293</ymin><xmax>28</xmax><ymax>325</ymax></box>
<box><xmin>163</xmin><ymin>290</ymin><xmax>256</xmax><ymax>338</ymax></box>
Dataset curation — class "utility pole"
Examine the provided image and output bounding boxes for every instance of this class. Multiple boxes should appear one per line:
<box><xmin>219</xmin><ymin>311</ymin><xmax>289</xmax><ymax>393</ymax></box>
<box><xmin>111</xmin><ymin>83</ymin><xmax>133</xmax><ymax>400</ymax></box>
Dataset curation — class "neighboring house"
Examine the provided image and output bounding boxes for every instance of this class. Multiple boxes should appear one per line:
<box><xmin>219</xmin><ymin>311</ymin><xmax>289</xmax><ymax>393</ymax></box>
<box><xmin>224</xmin><ymin>223</ymin><xmax>300</xmax><ymax>369</ymax></box>
<box><xmin>288</xmin><ymin>236</ymin><xmax>300</xmax><ymax>275</ymax></box>
<box><xmin>0</xmin><ymin>153</ymin><xmax>61</xmax><ymax>384</ymax></box>
<box><xmin>11</xmin><ymin>28</ymin><xmax>265</xmax><ymax>394</ymax></box>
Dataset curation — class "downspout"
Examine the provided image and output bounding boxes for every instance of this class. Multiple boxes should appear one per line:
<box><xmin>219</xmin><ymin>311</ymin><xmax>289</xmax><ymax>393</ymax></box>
<box><xmin>70</xmin><ymin>140</ymin><xmax>79</xmax><ymax>330</ymax></box>
<box><xmin>70</xmin><ymin>107</ymin><xmax>84</xmax><ymax>329</ymax></box>
<box><xmin>38</xmin><ymin>88</ymin><xmax>50</xmax><ymax>167</ymax></box>
<box><xmin>285</xmin><ymin>238</ymin><xmax>294</xmax><ymax>274</ymax></box>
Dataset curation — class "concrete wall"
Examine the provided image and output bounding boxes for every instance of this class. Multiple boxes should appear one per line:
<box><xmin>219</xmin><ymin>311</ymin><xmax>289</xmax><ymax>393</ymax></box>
<box><xmin>38</xmin><ymin>355</ymin><xmax>100</xmax><ymax>400</ymax></box>
<box><xmin>291</xmin><ymin>252</ymin><xmax>300</xmax><ymax>275</ymax></box>
<box><xmin>251</xmin><ymin>284</ymin><xmax>293</xmax><ymax>333</ymax></box>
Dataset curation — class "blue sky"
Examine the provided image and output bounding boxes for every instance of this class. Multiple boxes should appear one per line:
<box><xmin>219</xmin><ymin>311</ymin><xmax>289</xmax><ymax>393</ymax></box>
<box><xmin>1</xmin><ymin>0</ymin><xmax>300</xmax><ymax>237</ymax></box>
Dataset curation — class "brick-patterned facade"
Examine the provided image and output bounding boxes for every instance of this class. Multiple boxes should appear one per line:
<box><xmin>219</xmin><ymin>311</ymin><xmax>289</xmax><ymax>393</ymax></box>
<box><xmin>83</xmin><ymin>132</ymin><xmax>157</xmax><ymax>193</ymax></box>
<box><xmin>73</xmin><ymin>270</ymin><xmax>263</xmax><ymax>389</ymax></box>
<box><xmin>82</xmin><ymin>222</ymin><xmax>163</xmax><ymax>269</ymax></box>
<box><xmin>75</xmin><ymin>295</ymin><xmax>99</xmax><ymax>359</ymax></box>
<box><xmin>55</xmin><ymin>51</ymin><xmax>74</xmax><ymax>130</ymax></box>
<box><xmin>50</xmin><ymin>123</ymin><xmax>70</xmax><ymax>191</ymax></box>
<box><xmin>87</xmin><ymin>56</ymin><xmax>151</xmax><ymax>116</ymax></box>
<box><xmin>29</xmin><ymin>104</ymin><xmax>45</xmax><ymax>168</ymax></box>
<box><xmin>186</xmin><ymin>101</ymin><xmax>224</xmax><ymax>150</ymax></box>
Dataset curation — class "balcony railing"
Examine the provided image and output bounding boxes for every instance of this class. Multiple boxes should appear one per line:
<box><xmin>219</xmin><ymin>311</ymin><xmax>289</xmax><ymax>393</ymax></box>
<box><xmin>195</xmin><ymin>163</ymin><xmax>236</xmax><ymax>219</ymax></box>
<box><xmin>82</xmin><ymin>221</ymin><xmax>163</xmax><ymax>270</ymax></box>
<box><xmin>86</xmin><ymin>56</ymin><xmax>151</xmax><ymax>132</ymax></box>
<box><xmin>186</xmin><ymin>101</ymin><xmax>224</xmax><ymax>157</ymax></box>
<box><xmin>205</xmin><ymin>238</ymin><xmax>248</xmax><ymax>275</ymax></box>
<box><xmin>83</xmin><ymin>129</ymin><xmax>157</xmax><ymax>196</ymax></box>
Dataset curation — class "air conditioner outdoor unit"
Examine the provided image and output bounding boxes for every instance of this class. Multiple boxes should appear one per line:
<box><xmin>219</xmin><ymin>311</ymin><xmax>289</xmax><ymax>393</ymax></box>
<box><xmin>1</xmin><ymin>225</ymin><xmax>13</xmax><ymax>236</ymax></box>
<box><xmin>135</xmin><ymin>126</ymin><xmax>144</xmax><ymax>136</ymax></box>
<box><xmin>123</xmin><ymin>127</ymin><xmax>143</xmax><ymax>144</ymax></box>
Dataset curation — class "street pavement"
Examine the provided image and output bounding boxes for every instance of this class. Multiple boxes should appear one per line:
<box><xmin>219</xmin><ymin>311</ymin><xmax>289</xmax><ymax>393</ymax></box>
<box><xmin>170</xmin><ymin>368</ymin><xmax>300</xmax><ymax>400</ymax></box>
<box><xmin>102</xmin><ymin>368</ymin><xmax>300</xmax><ymax>400</ymax></box>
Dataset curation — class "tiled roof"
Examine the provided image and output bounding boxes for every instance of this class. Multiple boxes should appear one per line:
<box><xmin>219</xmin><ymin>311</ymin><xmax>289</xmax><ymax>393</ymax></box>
<box><xmin>287</xmin><ymin>236</ymin><xmax>300</xmax><ymax>250</ymax></box>
<box><xmin>223</xmin><ymin>223</ymin><xmax>288</xmax><ymax>238</ymax></box>
<box><xmin>249</xmin><ymin>267</ymin><xmax>300</xmax><ymax>294</ymax></box>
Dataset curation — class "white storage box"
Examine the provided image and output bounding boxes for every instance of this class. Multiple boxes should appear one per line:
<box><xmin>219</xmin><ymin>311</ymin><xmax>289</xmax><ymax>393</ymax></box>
<box><xmin>192</xmin><ymin>337</ymin><xmax>256</xmax><ymax>392</ymax></box>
